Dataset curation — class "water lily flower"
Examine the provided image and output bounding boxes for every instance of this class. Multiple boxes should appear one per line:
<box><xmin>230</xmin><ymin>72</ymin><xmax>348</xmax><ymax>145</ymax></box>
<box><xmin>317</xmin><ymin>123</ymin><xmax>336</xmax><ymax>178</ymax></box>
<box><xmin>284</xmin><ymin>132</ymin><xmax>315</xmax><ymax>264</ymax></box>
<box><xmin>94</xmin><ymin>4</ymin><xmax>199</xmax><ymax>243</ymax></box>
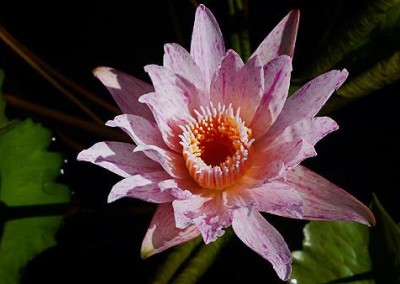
<box><xmin>78</xmin><ymin>4</ymin><xmax>375</xmax><ymax>281</ymax></box>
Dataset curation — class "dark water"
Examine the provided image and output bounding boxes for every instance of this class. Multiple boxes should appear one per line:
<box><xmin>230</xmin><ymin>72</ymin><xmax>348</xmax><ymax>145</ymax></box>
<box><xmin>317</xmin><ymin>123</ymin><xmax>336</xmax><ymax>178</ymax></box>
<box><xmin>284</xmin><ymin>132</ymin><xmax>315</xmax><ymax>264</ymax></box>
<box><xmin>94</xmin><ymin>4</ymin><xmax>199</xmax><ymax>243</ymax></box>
<box><xmin>1</xmin><ymin>1</ymin><xmax>399</xmax><ymax>283</ymax></box>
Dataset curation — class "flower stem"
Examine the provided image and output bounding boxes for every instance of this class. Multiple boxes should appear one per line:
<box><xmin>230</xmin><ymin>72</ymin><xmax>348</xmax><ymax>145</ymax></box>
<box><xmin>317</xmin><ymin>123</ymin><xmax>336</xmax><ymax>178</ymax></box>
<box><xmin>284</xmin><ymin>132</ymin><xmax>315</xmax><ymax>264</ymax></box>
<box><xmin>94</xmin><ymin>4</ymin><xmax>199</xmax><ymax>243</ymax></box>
<box><xmin>0</xmin><ymin>26</ymin><xmax>111</xmax><ymax>124</ymax></box>
<box><xmin>171</xmin><ymin>228</ymin><xmax>234</xmax><ymax>283</ymax></box>
<box><xmin>227</xmin><ymin>0</ymin><xmax>251</xmax><ymax>60</ymax></box>
<box><xmin>150</xmin><ymin>236</ymin><xmax>203</xmax><ymax>284</ymax></box>
<box><xmin>3</xmin><ymin>93</ymin><xmax>127</xmax><ymax>141</ymax></box>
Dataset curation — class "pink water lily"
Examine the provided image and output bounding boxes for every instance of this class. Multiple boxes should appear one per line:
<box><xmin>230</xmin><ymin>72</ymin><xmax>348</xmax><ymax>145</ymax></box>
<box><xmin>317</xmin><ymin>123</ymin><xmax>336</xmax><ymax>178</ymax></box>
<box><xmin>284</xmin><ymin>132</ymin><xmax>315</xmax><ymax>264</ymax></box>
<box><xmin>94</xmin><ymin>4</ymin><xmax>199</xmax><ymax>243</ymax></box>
<box><xmin>78</xmin><ymin>4</ymin><xmax>375</xmax><ymax>281</ymax></box>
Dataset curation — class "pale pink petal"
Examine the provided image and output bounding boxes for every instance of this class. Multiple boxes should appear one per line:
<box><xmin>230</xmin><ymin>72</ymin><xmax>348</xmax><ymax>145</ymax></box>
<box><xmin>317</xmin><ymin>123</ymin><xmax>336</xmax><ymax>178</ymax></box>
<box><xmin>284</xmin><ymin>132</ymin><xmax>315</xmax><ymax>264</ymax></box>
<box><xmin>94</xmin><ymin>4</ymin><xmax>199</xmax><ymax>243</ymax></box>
<box><xmin>250</xmin><ymin>56</ymin><xmax>292</xmax><ymax>139</ymax></box>
<box><xmin>229</xmin><ymin>182</ymin><xmax>303</xmax><ymax>218</ymax></box>
<box><xmin>133</xmin><ymin>144</ymin><xmax>189</xmax><ymax>179</ymax></box>
<box><xmin>163</xmin><ymin>43</ymin><xmax>207</xmax><ymax>105</ymax></box>
<box><xmin>141</xmin><ymin>203</ymin><xmax>201</xmax><ymax>258</ymax></box>
<box><xmin>106</xmin><ymin>114</ymin><xmax>167</xmax><ymax>149</ymax></box>
<box><xmin>286</xmin><ymin>166</ymin><xmax>376</xmax><ymax>226</ymax></box>
<box><xmin>250</xmin><ymin>9</ymin><xmax>299</xmax><ymax>66</ymax></box>
<box><xmin>93</xmin><ymin>67</ymin><xmax>154</xmax><ymax>120</ymax></box>
<box><xmin>158</xmin><ymin>177</ymin><xmax>204</xmax><ymax>198</ymax></box>
<box><xmin>190</xmin><ymin>4</ymin><xmax>225</xmax><ymax>88</ymax></box>
<box><xmin>172</xmin><ymin>195</ymin><xmax>211</xmax><ymax>229</ymax></box>
<box><xmin>139</xmin><ymin>89</ymin><xmax>189</xmax><ymax>153</ymax></box>
<box><xmin>268</xmin><ymin>117</ymin><xmax>339</xmax><ymax>147</ymax></box>
<box><xmin>247</xmin><ymin>138</ymin><xmax>316</xmax><ymax>183</ymax></box>
<box><xmin>77</xmin><ymin>141</ymin><xmax>161</xmax><ymax>178</ymax></box>
<box><xmin>210</xmin><ymin>50</ymin><xmax>244</xmax><ymax>106</ymax></box>
<box><xmin>108</xmin><ymin>172</ymin><xmax>173</xmax><ymax>203</ymax></box>
<box><xmin>233</xmin><ymin>55</ymin><xmax>264</xmax><ymax>124</ymax></box>
<box><xmin>232</xmin><ymin>208</ymin><xmax>292</xmax><ymax>281</ymax></box>
<box><xmin>272</xmin><ymin>69</ymin><xmax>348</xmax><ymax>134</ymax></box>
<box><xmin>173</xmin><ymin>193</ymin><xmax>232</xmax><ymax>243</ymax></box>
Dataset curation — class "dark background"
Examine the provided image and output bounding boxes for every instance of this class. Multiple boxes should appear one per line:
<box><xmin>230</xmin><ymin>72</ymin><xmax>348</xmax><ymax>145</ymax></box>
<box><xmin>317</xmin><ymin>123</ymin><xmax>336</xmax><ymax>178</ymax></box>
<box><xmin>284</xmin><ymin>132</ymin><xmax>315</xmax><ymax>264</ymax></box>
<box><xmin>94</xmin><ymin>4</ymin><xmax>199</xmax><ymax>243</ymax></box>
<box><xmin>1</xmin><ymin>1</ymin><xmax>399</xmax><ymax>283</ymax></box>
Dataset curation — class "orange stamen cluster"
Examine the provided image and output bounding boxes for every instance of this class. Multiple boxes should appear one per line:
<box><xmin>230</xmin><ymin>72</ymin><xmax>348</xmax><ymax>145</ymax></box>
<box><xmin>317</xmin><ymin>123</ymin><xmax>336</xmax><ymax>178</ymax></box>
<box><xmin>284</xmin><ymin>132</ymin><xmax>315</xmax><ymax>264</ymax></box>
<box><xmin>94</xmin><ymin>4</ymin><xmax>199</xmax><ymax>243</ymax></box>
<box><xmin>180</xmin><ymin>103</ymin><xmax>253</xmax><ymax>190</ymax></box>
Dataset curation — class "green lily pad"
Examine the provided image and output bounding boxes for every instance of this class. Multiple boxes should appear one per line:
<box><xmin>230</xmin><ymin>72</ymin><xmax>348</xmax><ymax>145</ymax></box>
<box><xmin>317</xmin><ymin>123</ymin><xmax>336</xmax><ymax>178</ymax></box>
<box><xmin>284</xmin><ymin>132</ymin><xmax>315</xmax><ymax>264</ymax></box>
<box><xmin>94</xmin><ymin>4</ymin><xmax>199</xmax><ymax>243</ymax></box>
<box><xmin>291</xmin><ymin>221</ymin><xmax>373</xmax><ymax>284</ymax></box>
<box><xmin>370</xmin><ymin>194</ymin><xmax>400</xmax><ymax>283</ymax></box>
<box><xmin>0</xmin><ymin>75</ymin><xmax>70</xmax><ymax>283</ymax></box>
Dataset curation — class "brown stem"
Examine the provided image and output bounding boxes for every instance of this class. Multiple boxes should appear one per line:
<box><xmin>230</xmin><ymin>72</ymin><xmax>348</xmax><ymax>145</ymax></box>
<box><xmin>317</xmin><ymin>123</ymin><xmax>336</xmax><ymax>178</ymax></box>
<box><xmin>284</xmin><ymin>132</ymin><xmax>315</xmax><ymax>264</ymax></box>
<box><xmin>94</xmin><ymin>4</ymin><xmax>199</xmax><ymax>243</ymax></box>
<box><xmin>0</xmin><ymin>26</ymin><xmax>105</xmax><ymax>124</ymax></box>
<box><xmin>0</xmin><ymin>27</ymin><xmax>119</xmax><ymax>114</ymax></box>
<box><xmin>3</xmin><ymin>93</ymin><xmax>128</xmax><ymax>141</ymax></box>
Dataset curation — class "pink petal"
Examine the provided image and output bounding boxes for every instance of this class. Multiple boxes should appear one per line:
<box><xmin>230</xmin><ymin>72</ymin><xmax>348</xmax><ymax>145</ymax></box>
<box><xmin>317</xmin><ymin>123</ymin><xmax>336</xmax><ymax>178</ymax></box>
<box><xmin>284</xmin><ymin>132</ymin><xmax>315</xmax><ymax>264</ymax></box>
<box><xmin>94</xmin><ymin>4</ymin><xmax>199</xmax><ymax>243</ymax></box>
<box><xmin>232</xmin><ymin>208</ymin><xmax>292</xmax><ymax>281</ymax></box>
<box><xmin>106</xmin><ymin>114</ymin><xmax>167</xmax><ymax>149</ymax></box>
<box><xmin>173</xmin><ymin>193</ymin><xmax>232</xmax><ymax>244</ymax></box>
<box><xmin>250</xmin><ymin>9</ymin><xmax>299</xmax><ymax>65</ymax></box>
<box><xmin>286</xmin><ymin>165</ymin><xmax>376</xmax><ymax>226</ymax></box>
<box><xmin>141</xmin><ymin>64</ymin><xmax>198</xmax><ymax>152</ymax></box>
<box><xmin>269</xmin><ymin>117</ymin><xmax>339</xmax><ymax>147</ymax></box>
<box><xmin>233</xmin><ymin>55</ymin><xmax>264</xmax><ymax>124</ymax></box>
<box><xmin>77</xmin><ymin>141</ymin><xmax>161</xmax><ymax>178</ymax></box>
<box><xmin>163</xmin><ymin>43</ymin><xmax>208</xmax><ymax>105</ymax></box>
<box><xmin>139</xmin><ymin>91</ymin><xmax>188</xmax><ymax>153</ymax></box>
<box><xmin>133</xmin><ymin>144</ymin><xmax>189</xmax><ymax>179</ymax></box>
<box><xmin>158</xmin><ymin>178</ymin><xmax>203</xmax><ymax>199</ymax></box>
<box><xmin>273</xmin><ymin>69</ymin><xmax>348</xmax><ymax>134</ymax></box>
<box><xmin>210</xmin><ymin>50</ymin><xmax>244</xmax><ymax>106</ymax></box>
<box><xmin>93</xmin><ymin>67</ymin><xmax>154</xmax><ymax>120</ymax></box>
<box><xmin>247</xmin><ymin>138</ymin><xmax>316</xmax><ymax>183</ymax></box>
<box><xmin>108</xmin><ymin>172</ymin><xmax>173</xmax><ymax>203</ymax></box>
<box><xmin>262</xmin><ymin>117</ymin><xmax>339</xmax><ymax>150</ymax></box>
<box><xmin>190</xmin><ymin>4</ymin><xmax>225</xmax><ymax>88</ymax></box>
<box><xmin>227</xmin><ymin>182</ymin><xmax>303</xmax><ymax>219</ymax></box>
<box><xmin>141</xmin><ymin>203</ymin><xmax>201</xmax><ymax>258</ymax></box>
<box><xmin>250</xmin><ymin>56</ymin><xmax>292</xmax><ymax>139</ymax></box>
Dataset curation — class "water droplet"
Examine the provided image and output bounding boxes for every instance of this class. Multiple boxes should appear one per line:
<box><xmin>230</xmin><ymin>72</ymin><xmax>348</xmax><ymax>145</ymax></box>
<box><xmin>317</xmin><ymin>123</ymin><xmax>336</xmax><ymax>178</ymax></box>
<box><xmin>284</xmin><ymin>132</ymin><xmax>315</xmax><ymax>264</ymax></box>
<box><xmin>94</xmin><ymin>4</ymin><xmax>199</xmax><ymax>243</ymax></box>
<box><xmin>51</xmin><ymin>137</ymin><xmax>56</xmax><ymax>142</ymax></box>
<box><xmin>64</xmin><ymin>159</ymin><xmax>68</xmax><ymax>164</ymax></box>
<box><xmin>60</xmin><ymin>169</ymin><xmax>65</xmax><ymax>175</ymax></box>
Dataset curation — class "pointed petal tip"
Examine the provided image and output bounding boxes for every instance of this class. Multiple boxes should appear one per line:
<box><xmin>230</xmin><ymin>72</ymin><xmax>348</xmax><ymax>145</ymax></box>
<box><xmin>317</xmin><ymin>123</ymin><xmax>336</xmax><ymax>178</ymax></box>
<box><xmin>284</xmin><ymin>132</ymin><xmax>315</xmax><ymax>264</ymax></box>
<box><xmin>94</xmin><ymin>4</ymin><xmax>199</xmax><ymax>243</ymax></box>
<box><xmin>140</xmin><ymin>247</ymin><xmax>153</xmax><ymax>259</ymax></box>
<box><xmin>366</xmin><ymin>210</ymin><xmax>376</xmax><ymax>227</ymax></box>
<box><xmin>93</xmin><ymin>66</ymin><xmax>121</xmax><ymax>89</ymax></box>
<box><xmin>276</xmin><ymin>263</ymin><xmax>292</xmax><ymax>281</ymax></box>
<box><xmin>107</xmin><ymin>192</ymin><xmax>121</xmax><ymax>203</ymax></box>
<box><xmin>197</xmin><ymin>3</ymin><xmax>206</xmax><ymax>11</ymax></box>
<box><xmin>93</xmin><ymin>66</ymin><xmax>111</xmax><ymax>77</ymax></box>
<box><xmin>76</xmin><ymin>150</ymin><xmax>86</xmax><ymax>162</ymax></box>
<box><xmin>288</xmin><ymin>8</ymin><xmax>300</xmax><ymax>20</ymax></box>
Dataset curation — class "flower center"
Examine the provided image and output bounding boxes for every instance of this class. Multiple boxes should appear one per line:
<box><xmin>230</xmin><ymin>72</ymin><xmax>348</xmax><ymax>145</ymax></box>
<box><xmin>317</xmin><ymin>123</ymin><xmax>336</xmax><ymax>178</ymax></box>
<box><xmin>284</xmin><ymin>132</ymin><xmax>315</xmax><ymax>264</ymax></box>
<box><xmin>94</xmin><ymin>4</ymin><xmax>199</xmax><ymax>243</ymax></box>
<box><xmin>180</xmin><ymin>103</ymin><xmax>253</xmax><ymax>190</ymax></box>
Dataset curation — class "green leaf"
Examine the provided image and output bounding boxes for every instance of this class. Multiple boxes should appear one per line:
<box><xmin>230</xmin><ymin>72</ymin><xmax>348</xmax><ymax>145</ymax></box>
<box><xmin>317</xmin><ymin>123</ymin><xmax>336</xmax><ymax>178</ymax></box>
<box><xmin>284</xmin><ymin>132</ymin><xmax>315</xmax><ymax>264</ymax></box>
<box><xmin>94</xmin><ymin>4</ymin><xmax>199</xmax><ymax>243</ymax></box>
<box><xmin>291</xmin><ymin>221</ymin><xmax>373</xmax><ymax>284</ymax></box>
<box><xmin>369</xmin><ymin>194</ymin><xmax>400</xmax><ymax>283</ymax></box>
<box><xmin>0</xmin><ymin>94</ymin><xmax>70</xmax><ymax>282</ymax></box>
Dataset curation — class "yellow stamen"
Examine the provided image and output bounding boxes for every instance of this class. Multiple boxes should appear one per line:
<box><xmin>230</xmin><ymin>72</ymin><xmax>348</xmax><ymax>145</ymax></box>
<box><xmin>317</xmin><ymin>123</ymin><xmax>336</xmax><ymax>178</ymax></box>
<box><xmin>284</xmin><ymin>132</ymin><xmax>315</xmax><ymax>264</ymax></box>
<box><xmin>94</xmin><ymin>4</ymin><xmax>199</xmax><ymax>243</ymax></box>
<box><xmin>180</xmin><ymin>103</ymin><xmax>253</xmax><ymax>190</ymax></box>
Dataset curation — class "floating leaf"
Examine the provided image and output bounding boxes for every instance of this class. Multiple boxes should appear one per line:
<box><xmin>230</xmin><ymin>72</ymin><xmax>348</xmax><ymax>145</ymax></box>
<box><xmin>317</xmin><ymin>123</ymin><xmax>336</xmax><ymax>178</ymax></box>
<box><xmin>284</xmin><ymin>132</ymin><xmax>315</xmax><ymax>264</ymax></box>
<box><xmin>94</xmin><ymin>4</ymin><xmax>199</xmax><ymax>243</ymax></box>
<box><xmin>291</xmin><ymin>221</ymin><xmax>373</xmax><ymax>284</ymax></box>
<box><xmin>0</xmin><ymin>78</ymin><xmax>70</xmax><ymax>283</ymax></box>
<box><xmin>369</xmin><ymin>194</ymin><xmax>400</xmax><ymax>283</ymax></box>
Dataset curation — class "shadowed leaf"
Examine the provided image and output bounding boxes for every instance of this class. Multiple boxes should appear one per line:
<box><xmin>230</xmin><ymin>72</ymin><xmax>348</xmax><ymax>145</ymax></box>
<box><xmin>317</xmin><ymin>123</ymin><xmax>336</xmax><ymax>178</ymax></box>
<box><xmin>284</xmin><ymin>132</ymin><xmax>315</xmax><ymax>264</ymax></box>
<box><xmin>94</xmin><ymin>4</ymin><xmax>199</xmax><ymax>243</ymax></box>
<box><xmin>0</xmin><ymin>79</ymin><xmax>70</xmax><ymax>283</ymax></box>
<box><xmin>370</xmin><ymin>194</ymin><xmax>400</xmax><ymax>283</ymax></box>
<box><xmin>291</xmin><ymin>221</ymin><xmax>373</xmax><ymax>284</ymax></box>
